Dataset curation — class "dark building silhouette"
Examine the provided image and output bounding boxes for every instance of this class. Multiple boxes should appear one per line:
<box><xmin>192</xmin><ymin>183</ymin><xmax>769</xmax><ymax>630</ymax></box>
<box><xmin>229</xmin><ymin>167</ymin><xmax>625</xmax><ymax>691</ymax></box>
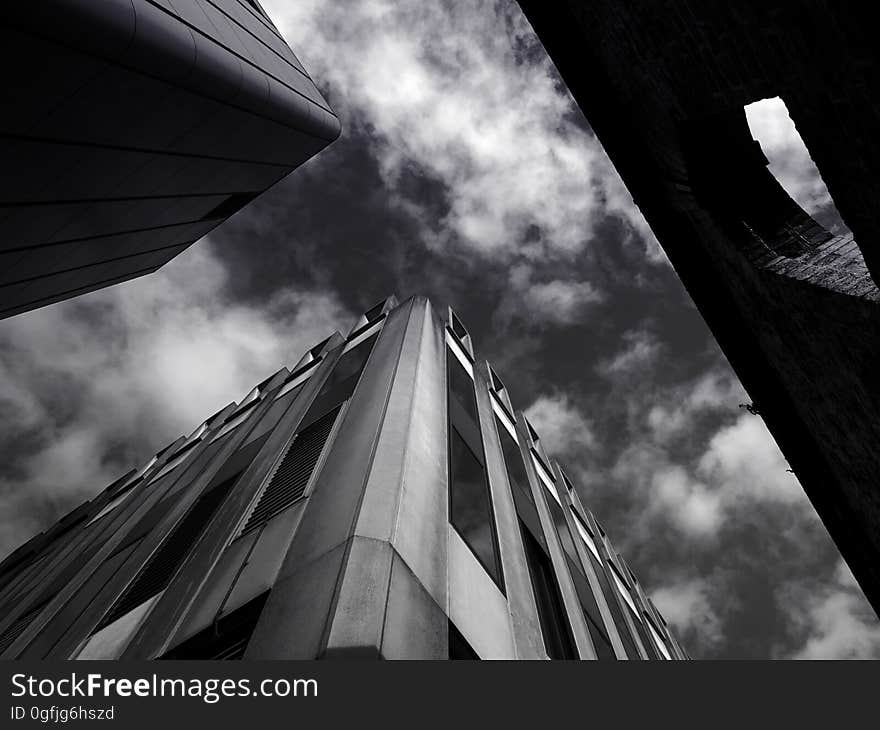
<box><xmin>0</xmin><ymin>1</ymin><xmax>339</xmax><ymax>319</ymax></box>
<box><xmin>518</xmin><ymin>2</ymin><xmax>880</xmax><ymax>614</ymax></box>
<box><xmin>0</xmin><ymin>296</ymin><xmax>685</xmax><ymax>660</ymax></box>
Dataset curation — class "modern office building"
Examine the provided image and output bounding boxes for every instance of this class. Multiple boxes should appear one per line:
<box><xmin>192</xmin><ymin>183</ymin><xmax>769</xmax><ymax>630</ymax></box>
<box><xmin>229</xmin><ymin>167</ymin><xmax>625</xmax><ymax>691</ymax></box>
<box><xmin>0</xmin><ymin>296</ymin><xmax>685</xmax><ymax>660</ymax></box>
<box><xmin>0</xmin><ymin>1</ymin><xmax>339</xmax><ymax>319</ymax></box>
<box><xmin>518</xmin><ymin>2</ymin><xmax>880</xmax><ymax>615</ymax></box>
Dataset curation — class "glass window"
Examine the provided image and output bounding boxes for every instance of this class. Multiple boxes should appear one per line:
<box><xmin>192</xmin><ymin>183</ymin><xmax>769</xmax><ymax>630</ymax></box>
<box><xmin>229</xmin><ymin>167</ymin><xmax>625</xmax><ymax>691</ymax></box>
<box><xmin>317</xmin><ymin>334</ymin><xmax>377</xmax><ymax>398</ymax></box>
<box><xmin>610</xmin><ymin>564</ymin><xmax>642</xmax><ymax>620</ymax></box>
<box><xmin>448</xmin><ymin>621</ymin><xmax>480</xmax><ymax>660</ymax></box>
<box><xmin>447</xmin><ymin>351</ymin><xmax>503</xmax><ymax>591</ymax></box>
<box><xmin>590</xmin><ymin>556</ymin><xmax>640</xmax><ymax>659</ymax></box>
<box><xmin>545</xmin><ymin>494</ymin><xmax>580</xmax><ymax>568</ymax></box>
<box><xmin>491</xmin><ymin>393</ymin><xmax>516</xmax><ymax>437</ymax></box>
<box><xmin>159</xmin><ymin>592</ymin><xmax>269</xmax><ymax>660</ymax></box>
<box><xmin>495</xmin><ymin>412</ymin><xmax>547</xmax><ymax>555</ymax></box>
<box><xmin>449</xmin><ymin>427</ymin><xmax>503</xmax><ymax>588</ymax></box>
<box><xmin>149</xmin><ymin>440</ymin><xmax>200</xmax><ymax>482</ymax></box>
<box><xmin>647</xmin><ymin>619</ymin><xmax>673</xmax><ymax>660</ymax></box>
<box><xmin>133</xmin><ymin>456</ymin><xmax>157</xmax><ymax>481</ymax></box>
<box><xmin>571</xmin><ymin>508</ymin><xmax>602</xmax><ymax>562</ymax></box>
<box><xmin>496</xmin><ymin>420</ymin><xmax>532</xmax><ymax>504</ymax></box>
<box><xmin>566</xmin><ymin>556</ymin><xmax>615</xmax><ymax>660</ymax></box>
<box><xmin>445</xmin><ymin>330</ymin><xmax>474</xmax><ymax>377</ymax></box>
<box><xmin>278</xmin><ymin>359</ymin><xmax>320</xmax><ymax>400</ymax></box>
<box><xmin>448</xmin><ymin>350</ymin><xmax>478</xmax><ymax>422</ymax></box>
<box><xmin>488</xmin><ymin>366</ymin><xmax>505</xmax><ymax>394</ymax></box>
<box><xmin>520</xmin><ymin>520</ymin><xmax>577</xmax><ymax>659</ymax></box>
<box><xmin>349</xmin><ymin>306</ymin><xmax>387</xmax><ymax>340</ymax></box>
<box><xmin>448</xmin><ymin>309</ymin><xmax>469</xmax><ymax>343</ymax></box>
<box><xmin>209</xmin><ymin>407</ymin><xmax>253</xmax><ymax>443</ymax></box>
<box><xmin>531</xmin><ymin>452</ymin><xmax>561</xmax><ymax>506</ymax></box>
<box><xmin>344</xmin><ymin>319</ymin><xmax>383</xmax><ymax>348</ymax></box>
<box><xmin>237</xmin><ymin>387</ymin><xmax>260</xmax><ymax>408</ymax></box>
<box><xmin>364</xmin><ymin>300</ymin><xmax>387</xmax><ymax>322</ymax></box>
<box><xmin>188</xmin><ymin>423</ymin><xmax>208</xmax><ymax>441</ymax></box>
<box><xmin>560</xmin><ymin>470</ymin><xmax>575</xmax><ymax>494</ymax></box>
<box><xmin>86</xmin><ymin>491</ymin><xmax>131</xmax><ymax>526</ymax></box>
<box><xmin>274</xmin><ymin>378</ymin><xmax>305</xmax><ymax>402</ymax></box>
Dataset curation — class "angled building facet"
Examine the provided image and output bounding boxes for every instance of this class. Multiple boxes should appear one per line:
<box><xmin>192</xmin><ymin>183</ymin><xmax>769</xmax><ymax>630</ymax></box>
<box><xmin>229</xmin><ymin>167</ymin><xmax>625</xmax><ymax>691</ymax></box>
<box><xmin>517</xmin><ymin>1</ymin><xmax>880</xmax><ymax>616</ymax></box>
<box><xmin>0</xmin><ymin>296</ymin><xmax>685</xmax><ymax>660</ymax></box>
<box><xmin>0</xmin><ymin>0</ymin><xmax>339</xmax><ymax>319</ymax></box>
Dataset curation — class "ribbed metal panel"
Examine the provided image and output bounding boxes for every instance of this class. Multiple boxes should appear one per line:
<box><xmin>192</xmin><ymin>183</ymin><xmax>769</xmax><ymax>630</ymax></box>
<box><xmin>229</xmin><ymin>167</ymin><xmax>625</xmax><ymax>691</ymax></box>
<box><xmin>240</xmin><ymin>407</ymin><xmax>339</xmax><ymax>535</ymax></box>
<box><xmin>96</xmin><ymin>477</ymin><xmax>238</xmax><ymax>630</ymax></box>
<box><xmin>0</xmin><ymin>601</ymin><xmax>47</xmax><ymax>655</ymax></box>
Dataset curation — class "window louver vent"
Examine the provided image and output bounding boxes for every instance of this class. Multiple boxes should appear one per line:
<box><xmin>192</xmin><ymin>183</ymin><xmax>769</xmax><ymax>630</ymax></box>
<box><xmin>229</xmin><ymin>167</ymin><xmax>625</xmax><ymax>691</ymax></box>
<box><xmin>0</xmin><ymin>601</ymin><xmax>48</xmax><ymax>655</ymax></box>
<box><xmin>240</xmin><ymin>407</ymin><xmax>339</xmax><ymax>535</ymax></box>
<box><xmin>96</xmin><ymin>477</ymin><xmax>238</xmax><ymax>630</ymax></box>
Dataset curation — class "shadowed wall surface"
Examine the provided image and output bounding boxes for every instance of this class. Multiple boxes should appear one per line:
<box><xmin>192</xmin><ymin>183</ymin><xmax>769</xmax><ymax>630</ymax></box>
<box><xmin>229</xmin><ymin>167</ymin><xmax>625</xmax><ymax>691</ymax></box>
<box><xmin>518</xmin><ymin>0</ymin><xmax>880</xmax><ymax>615</ymax></box>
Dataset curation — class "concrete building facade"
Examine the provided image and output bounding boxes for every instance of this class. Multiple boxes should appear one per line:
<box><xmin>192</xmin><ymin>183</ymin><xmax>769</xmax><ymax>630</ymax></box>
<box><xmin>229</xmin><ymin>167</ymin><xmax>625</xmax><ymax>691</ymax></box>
<box><xmin>0</xmin><ymin>1</ymin><xmax>339</xmax><ymax>319</ymax></box>
<box><xmin>0</xmin><ymin>296</ymin><xmax>685</xmax><ymax>660</ymax></box>
<box><xmin>518</xmin><ymin>1</ymin><xmax>880</xmax><ymax>615</ymax></box>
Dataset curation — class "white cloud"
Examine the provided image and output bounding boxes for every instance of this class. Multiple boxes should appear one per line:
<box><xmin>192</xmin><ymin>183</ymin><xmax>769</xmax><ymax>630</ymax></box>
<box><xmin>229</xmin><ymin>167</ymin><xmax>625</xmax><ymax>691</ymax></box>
<box><xmin>263</xmin><ymin>0</ymin><xmax>654</xmax><ymax>262</ymax></box>
<box><xmin>643</xmin><ymin>414</ymin><xmax>808</xmax><ymax>540</ymax></box>
<box><xmin>745</xmin><ymin>97</ymin><xmax>845</xmax><ymax>232</ymax></box>
<box><xmin>598</xmin><ymin>329</ymin><xmax>662</xmax><ymax>377</ymax></box>
<box><xmin>619</xmin><ymin>377</ymin><xmax>880</xmax><ymax>657</ymax></box>
<box><xmin>612</xmin><ymin>366</ymin><xmax>808</xmax><ymax>542</ymax></box>
<box><xmin>524</xmin><ymin>392</ymin><xmax>596</xmax><ymax>454</ymax></box>
<box><xmin>781</xmin><ymin>560</ymin><xmax>880</xmax><ymax>659</ymax></box>
<box><xmin>697</xmin><ymin>415</ymin><xmax>806</xmax><ymax>507</ymax></box>
<box><xmin>651</xmin><ymin>465</ymin><xmax>723</xmax><ymax>537</ymax></box>
<box><xmin>652</xmin><ymin>577</ymin><xmax>724</xmax><ymax>651</ymax></box>
<box><xmin>521</xmin><ymin>280</ymin><xmax>603</xmax><ymax>323</ymax></box>
<box><xmin>503</xmin><ymin>264</ymin><xmax>604</xmax><ymax>326</ymax></box>
<box><xmin>646</xmin><ymin>370</ymin><xmax>745</xmax><ymax>442</ymax></box>
<box><xmin>0</xmin><ymin>243</ymin><xmax>352</xmax><ymax>560</ymax></box>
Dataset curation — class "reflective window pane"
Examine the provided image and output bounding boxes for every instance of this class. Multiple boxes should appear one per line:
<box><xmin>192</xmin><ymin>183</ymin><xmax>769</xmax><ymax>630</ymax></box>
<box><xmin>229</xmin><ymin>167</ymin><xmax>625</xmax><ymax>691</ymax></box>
<box><xmin>449</xmin><ymin>426</ymin><xmax>502</xmax><ymax>587</ymax></box>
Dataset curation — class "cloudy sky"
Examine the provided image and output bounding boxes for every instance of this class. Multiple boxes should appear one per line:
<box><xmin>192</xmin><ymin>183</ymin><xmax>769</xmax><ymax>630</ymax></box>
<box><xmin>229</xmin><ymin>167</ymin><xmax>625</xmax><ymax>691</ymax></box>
<box><xmin>1</xmin><ymin>0</ymin><xmax>878</xmax><ymax>659</ymax></box>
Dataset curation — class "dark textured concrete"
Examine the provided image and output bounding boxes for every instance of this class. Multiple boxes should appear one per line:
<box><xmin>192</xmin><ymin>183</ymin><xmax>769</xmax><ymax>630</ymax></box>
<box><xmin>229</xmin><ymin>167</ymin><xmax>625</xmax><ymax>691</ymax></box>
<box><xmin>519</xmin><ymin>0</ymin><xmax>880</xmax><ymax>616</ymax></box>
